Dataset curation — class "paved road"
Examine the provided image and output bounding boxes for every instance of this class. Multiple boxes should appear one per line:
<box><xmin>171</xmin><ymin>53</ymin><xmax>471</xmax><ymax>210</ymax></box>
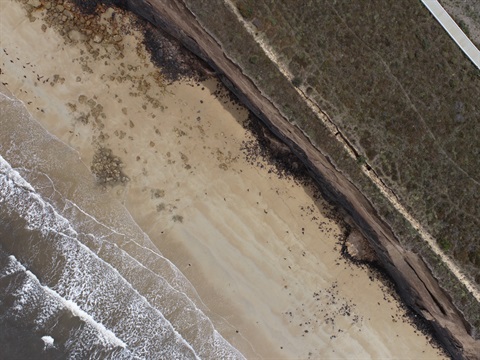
<box><xmin>421</xmin><ymin>0</ymin><xmax>480</xmax><ymax>69</ymax></box>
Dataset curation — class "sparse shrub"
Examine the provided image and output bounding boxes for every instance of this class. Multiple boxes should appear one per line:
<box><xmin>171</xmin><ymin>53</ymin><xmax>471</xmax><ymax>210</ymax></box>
<box><xmin>292</xmin><ymin>76</ymin><xmax>302</xmax><ymax>87</ymax></box>
<box><xmin>356</xmin><ymin>156</ymin><xmax>367</xmax><ymax>165</ymax></box>
<box><xmin>249</xmin><ymin>55</ymin><xmax>259</xmax><ymax>64</ymax></box>
<box><xmin>438</xmin><ymin>238</ymin><xmax>452</xmax><ymax>251</ymax></box>
<box><xmin>458</xmin><ymin>20</ymin><xmax>470</xmax><ymax>37</ymax></box>
<box><xmin>237</xmin><ymin>1</ymin><xmax>254</xmax><ymax>20</ymax></box>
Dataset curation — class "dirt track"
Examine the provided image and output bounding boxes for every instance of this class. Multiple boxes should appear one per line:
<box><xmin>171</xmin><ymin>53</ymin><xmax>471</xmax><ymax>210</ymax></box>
<box><xmin>121</xmin><ymin>0</ymin><xmax>479</xmax><ymax>358</ymax></box>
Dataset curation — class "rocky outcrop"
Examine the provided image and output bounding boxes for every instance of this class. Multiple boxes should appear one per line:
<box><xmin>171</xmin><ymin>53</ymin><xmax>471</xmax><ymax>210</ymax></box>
<box><xmin>109</xmin><ymin>0</ymin><xmax>479</xmax><ymax>357</ymax></box>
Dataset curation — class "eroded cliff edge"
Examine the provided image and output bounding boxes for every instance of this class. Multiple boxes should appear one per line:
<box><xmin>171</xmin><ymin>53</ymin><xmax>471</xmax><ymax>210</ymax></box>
<box><xmin>107</xmin><ymin>0</ymin><xmax>479</xmax><ymax>358</ymax></box>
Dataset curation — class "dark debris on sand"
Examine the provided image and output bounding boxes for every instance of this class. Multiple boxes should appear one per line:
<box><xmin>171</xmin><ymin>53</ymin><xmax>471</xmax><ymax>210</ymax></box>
<box><xmin>241</xmin><ymin>113</ymin><xmax>309</xmax><ymax>182</ymax></box>
<box><xmin>69</xmin><ymin>0</ymin><xmax>212</xmax><ymax>82</ymax></box>
<box><xmin>142</xmin><ymin>22</ymin><xmax>212</xmax><ymax>83</ymax></box>
<box><xmin>91</xmin><ymin>147</ymin><xmax>129</xmax><ymax>185</ymax></box>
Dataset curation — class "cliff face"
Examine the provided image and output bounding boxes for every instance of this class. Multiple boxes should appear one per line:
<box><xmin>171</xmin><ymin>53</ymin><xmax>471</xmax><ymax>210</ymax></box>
<box><xmin>116</xmin><ymin>0</ymin><xmax>479</xmax><ymax>358</ymax></box>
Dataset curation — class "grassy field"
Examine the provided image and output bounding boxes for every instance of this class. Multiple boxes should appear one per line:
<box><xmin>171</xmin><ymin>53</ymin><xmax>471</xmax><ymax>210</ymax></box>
<box><xmin>183</xmin><ymin>0</ymin><xmax>480</xmax><ymax>330</ymax></box>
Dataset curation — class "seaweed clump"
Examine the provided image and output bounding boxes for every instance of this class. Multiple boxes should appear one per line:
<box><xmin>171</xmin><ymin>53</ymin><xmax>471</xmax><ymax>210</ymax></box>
<box><xmin>91</xmin><ymin>147</ymin><xmax>128</xmax><ymax>185</ymax></box>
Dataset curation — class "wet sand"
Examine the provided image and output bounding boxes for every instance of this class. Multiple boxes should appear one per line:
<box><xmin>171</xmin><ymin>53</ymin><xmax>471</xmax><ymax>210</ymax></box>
<box><xmin>0</xmin><ymin>1</ymin><xmax>446</xmax><ymax>358</ymax></box>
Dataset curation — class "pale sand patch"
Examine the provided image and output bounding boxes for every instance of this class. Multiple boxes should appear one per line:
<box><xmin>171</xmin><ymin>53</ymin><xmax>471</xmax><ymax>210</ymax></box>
<box><xmin>0</xmin><ymin>1</ymin><xmax>446</xmax><ymax>358</ymax></box>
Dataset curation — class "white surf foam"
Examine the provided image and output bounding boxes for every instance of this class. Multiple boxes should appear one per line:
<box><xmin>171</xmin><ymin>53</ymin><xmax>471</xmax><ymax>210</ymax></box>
<box><xmin>2</xmin><ymin>254</ymin><xmax>127</xmax><ymax>350</ymax></box>
<box><xmin>5</xmin><ymin>158</ymin><xmax>244</xmax><ymax>358</ymax></box>
<box><xmin>0</xmin><ymin>154</ymin><xmax>201</xmax><ymax>359</ymax></box>
<box><xmin>41</xmin><ymin>335</ymin><xmax>54</xmax><ymax>348</ymax></box>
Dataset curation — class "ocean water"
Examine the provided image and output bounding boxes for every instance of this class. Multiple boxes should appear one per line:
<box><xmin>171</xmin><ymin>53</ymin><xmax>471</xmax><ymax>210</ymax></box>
<box><xmin>0</xmin><ymin>89</ymin><xmax>244</xmax><ymax>359</ymax></box>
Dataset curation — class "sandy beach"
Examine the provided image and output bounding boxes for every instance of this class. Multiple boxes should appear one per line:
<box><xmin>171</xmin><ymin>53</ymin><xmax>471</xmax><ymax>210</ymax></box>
<box><xmin>0</xmin><ymin>1</ymin><xmax>447</xmax><ymax>358</ymax></box>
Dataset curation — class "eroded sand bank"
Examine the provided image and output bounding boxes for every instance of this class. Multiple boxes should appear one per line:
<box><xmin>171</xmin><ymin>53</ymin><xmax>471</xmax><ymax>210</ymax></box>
<box><xmin>0</xmin><ymin>1</ymin><xmax>446</xmax><ymax>358</ymax></box>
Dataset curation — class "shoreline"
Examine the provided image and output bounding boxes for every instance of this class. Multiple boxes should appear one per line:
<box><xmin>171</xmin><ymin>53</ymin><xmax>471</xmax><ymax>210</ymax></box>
<box><xmin>0</xmin><ymin>0</ymin><xmax>454</xmax><ymax>358</ymax></box>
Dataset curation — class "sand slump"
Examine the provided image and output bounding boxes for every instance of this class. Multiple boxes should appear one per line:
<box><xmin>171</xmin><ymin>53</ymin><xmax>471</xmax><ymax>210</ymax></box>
<box><xmin>0</xmin><ymin>90</ymin><xmax>244</xmax><ymax>358</ymax></box>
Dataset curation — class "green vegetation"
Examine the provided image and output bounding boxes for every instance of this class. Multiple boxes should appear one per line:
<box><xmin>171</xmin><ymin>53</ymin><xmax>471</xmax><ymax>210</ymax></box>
<box><xmin>236</xmin><ymin>0</ymin><xmax>255</xmax><ymax>20</ymax></box>
<box><xmin>356</xmin><ymin>156</ymin><xmax>367</xmax><ymax>166</ymax></box>
<box><xmin>291</xmin><ymin>76</ymin><xmax>302</xmax><ymax>87</ymax></box>
<box><xmin>439</xmin><ymin>238</ymin><xmax>452</xmax><ymax>252</ymax></box>
<box><xmin>458</xmin><ymin>19</ymin><xmax>471</xmax><ymax>37</ymax></box>
<box><xmin>184</xmin><ymin>0</ymin><xmax>480</xmax><ymax>330</ymax></box>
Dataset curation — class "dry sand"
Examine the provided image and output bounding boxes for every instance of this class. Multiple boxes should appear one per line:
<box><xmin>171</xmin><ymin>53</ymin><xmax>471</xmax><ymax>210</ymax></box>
<box><xmin>0</xmin><ymin>1</ymin><xmax>447</xmax><ymax>358</ymax></box>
